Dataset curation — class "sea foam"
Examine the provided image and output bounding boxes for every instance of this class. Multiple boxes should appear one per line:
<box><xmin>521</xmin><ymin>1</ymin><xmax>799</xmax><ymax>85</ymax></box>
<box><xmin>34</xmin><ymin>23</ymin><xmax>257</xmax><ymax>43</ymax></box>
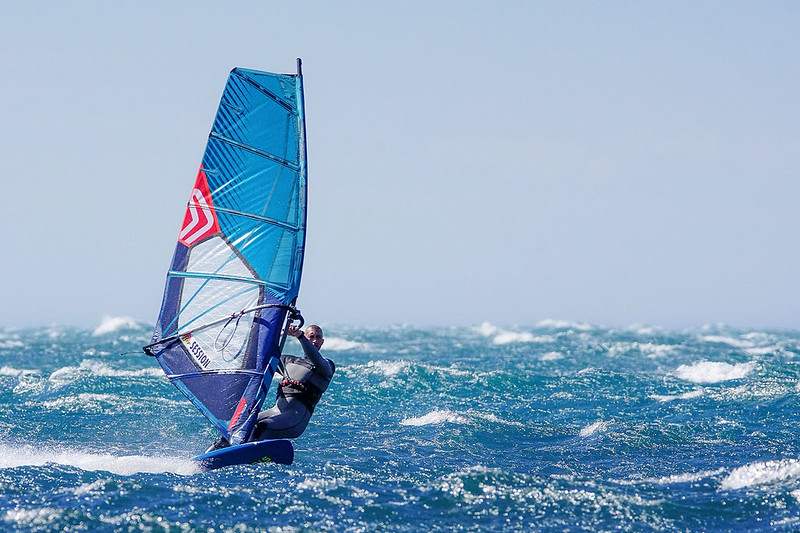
<box><xmin>400</xmin><ymin>410</ymin><xmax>470</xmax><ymax>426</ymax></box>
<box><xmin>673</xmin><ymin>361</ymin><xmax>755</xmax><ymax>384</ymax></box>
<box><xmin>615</xmin><ymin>468</ymin><xmax>724</xmax><ymax>486</ymax></box>
<box><xmin>607</xmin><ymin>342</ymin><xmax>676</xmax><ymax>358</ymax></box>
<box><xmin>475</xmin><ymin>322</ymin><xmax>553</xmax><ymax>345</ymax></box>
<box><xmin>0</xmin><ymin>443</ymin><xmax>197</xmax><ymax>476</ymax></box>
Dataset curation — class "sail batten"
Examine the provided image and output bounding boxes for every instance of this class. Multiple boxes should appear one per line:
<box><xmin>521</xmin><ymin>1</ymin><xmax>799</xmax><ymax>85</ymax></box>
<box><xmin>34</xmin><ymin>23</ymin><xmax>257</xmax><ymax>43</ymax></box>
<box><xmin>208</xmin><ymin>132</ymin><xmax>300</xmax><ymax>171</ymax></box>
<box><xmin>185</xmin><ymin>203</ymin><xmax>301</xmax><ymax>231</ymax></box>
<box><xmin>147</xmin><ymin>63</ymin><xmax>308</xmax><ymax>444</ymax></box>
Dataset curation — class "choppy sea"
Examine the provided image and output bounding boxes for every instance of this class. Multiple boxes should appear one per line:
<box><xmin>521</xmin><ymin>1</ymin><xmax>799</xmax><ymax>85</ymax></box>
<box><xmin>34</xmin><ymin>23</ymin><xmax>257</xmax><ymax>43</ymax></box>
<box><xmin>2</xmin><ymin>318</ymin><xmax>800</xmax><ymax>531</ymax></box>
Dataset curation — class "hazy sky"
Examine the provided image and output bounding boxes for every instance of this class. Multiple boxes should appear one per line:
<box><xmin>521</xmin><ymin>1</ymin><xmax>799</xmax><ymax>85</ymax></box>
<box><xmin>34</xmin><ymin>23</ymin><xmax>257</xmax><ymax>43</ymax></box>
<box><xmin>1</xmin><ymin>1</ymin><xmax>798</xmax><ymax>329</ymax></box>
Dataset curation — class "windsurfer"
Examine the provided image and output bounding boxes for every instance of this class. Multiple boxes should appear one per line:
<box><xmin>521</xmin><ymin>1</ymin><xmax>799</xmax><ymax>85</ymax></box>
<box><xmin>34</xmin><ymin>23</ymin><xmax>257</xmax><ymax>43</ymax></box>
<box><xmin>206</xmin><ymin>324</ymin><xmax>335</xmax><ymax>452</ymax></box>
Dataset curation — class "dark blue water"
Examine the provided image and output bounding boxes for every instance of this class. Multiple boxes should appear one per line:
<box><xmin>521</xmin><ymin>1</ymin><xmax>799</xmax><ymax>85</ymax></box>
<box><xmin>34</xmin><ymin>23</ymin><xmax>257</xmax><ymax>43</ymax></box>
<box><xmin>2</xmin><ymin>319</ymin><xmax>800</xmax><ymax>531</ymax></box>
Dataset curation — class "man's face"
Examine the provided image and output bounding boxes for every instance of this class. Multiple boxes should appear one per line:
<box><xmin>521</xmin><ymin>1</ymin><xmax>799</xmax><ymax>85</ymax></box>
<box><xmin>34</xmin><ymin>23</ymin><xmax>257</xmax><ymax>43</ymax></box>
<box><xmin>305</xmin><ymin>328</ymin><xmax>324</xmax><ymax>349</ymax></box>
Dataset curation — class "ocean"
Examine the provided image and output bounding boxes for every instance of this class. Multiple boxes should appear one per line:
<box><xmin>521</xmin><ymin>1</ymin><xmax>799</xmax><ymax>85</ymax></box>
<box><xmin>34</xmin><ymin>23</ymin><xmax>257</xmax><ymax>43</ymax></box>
<box><xmin>1</xmin><ymin>318</ymin><xmax>799</xmax><ymax>531</ymax></box>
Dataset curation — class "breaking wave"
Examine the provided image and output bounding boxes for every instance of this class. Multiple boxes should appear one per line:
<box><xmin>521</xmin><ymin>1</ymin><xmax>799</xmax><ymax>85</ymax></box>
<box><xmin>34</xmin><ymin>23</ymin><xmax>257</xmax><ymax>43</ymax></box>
<box><xmin>323</xmin><ymin>337</ymin><xmax>371</xmax><ymax>351</ymax></box>
<box><xmin>615</xmin><ymin>468</ymin><xmax>725</xmax><ymax>486</ymax></box>
<box><xmin>579</xmin><ymin>421</ymin><xmax>609</xmax><ymax>437</ymax></box>
<box><xmin>540</xmin><ymin>351</ymin><xmax>564</xmax><ymax>361</ymax></box>
<box><xmin>699</xmin><ymin>335</ymin><xmax>755</xmax><ymax>349</ymax></box>
<box><xmin>720</xmin><ymin>459</ymin><xmax>800</xmax><ymax>491</ymax></box>
<box><xmin>607</xmin><ymin>342</ymin><xmax>676</xmax><ymax>358</ymax></box>
<box><xmin>0</xmin><ymin>366</ymin><xmax>38</xmax><ymax>377</ymax></box>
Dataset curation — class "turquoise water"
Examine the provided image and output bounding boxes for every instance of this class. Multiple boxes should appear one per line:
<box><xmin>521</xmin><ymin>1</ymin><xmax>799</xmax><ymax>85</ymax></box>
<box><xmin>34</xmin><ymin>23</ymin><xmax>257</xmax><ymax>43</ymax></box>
<box><xmin>1</xmin><ymin>320</ymin><xmax>800</xmax><ymax>531</ymax></box>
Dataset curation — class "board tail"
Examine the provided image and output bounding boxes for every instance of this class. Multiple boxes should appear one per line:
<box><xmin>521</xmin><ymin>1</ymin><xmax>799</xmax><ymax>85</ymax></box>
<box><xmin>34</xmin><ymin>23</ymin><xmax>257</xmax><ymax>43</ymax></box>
<box><xmin>193</xmin><ymin>439</ymin><xmax>295</xmax><ymax>470</ymax></box>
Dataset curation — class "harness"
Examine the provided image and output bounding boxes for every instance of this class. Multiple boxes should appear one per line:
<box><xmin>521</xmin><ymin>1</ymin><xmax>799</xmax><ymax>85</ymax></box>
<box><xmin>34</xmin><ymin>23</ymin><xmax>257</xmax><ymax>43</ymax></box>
<box><xmin>277</xmin><ymin>374</ymin><xmax>324</xmax><ymax>414</ymax></box>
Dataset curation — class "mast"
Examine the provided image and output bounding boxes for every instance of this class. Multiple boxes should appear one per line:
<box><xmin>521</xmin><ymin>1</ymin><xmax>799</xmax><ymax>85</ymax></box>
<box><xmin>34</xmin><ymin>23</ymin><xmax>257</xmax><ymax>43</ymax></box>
<box><xmin>279</xmin><ymin>58</ymin><xmax>309</xmax><ymax>353</ymax></box>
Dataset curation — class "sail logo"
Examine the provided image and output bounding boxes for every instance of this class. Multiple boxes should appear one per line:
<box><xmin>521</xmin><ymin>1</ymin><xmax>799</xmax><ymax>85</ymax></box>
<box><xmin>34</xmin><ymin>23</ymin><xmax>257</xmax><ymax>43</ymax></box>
<box><xmin>180</xmin><ymin>333</ymin><xmax>211</xmax><ymax>369</ymax></box>
<box><xmin>179</xmin><ymin>168</ymin><xmax>219</xmax><ymax>246</ymax></box>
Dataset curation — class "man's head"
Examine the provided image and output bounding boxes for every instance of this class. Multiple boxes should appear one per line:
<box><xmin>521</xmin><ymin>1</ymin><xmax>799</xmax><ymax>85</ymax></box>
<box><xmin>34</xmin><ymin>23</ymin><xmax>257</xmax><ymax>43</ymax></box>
<box><xmin>304</xmin><ymin>325</ymin><xmax>324</xmax><ymax>349</ymax></box>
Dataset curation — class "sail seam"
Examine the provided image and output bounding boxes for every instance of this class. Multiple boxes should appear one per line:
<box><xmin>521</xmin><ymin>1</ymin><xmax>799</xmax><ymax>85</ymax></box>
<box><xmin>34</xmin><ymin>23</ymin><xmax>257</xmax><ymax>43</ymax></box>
<box><xmin>232</xmin><ymin>70</ymin><xmax>297</xmax><ymax>115</ymax></box>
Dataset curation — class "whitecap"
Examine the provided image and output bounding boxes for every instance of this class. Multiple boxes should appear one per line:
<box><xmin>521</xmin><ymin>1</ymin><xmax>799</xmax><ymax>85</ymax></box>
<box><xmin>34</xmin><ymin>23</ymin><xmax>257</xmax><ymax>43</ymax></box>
<box><xmin>627</xmin><ymin>324</ymin><xmax>661</xmax><ymax>335</ymax></box>
<box><xmin>0</xmin><ymin>443</ymin><xmax>196</xmax><ymax>476</ymax></box>
<box><xmin>744</xmin><ymin>346</ymin><xmax>781</xmax><ymax>356</ymax></box>
<box><xmin>699</xmin><ymin>335</ymin><xmax>754</xmax><ymax>349</ymax></box>
<box><xmin>468</xmin><ymin>411</ymin><xmax>525</xmax><ymax>428</ymax></box>
<box><xmin>651</xmin><ymin>389</ymin><xmax>705</xmax><ymax>402</ymax></box>
<box><xmin>350</xmin><ymin>360</ymin><xmax>407</xmax><ymax>377</ymax></box>
<box><xmin>47</xmin><ymin>360</ymin><xmax>161</xmax><ymax>387</ymax></box>
<box><xmin>673</xmin><ymin>361</ymin><xmax>755</xmax><ymax>384</ymax></box>
<box><xmin>322</xmin><ymin>337</ymin><xmax>370</xmax><ymax>351</ymax></box>
<box><xmin>536</xmin><ymin>319</ymin><xmax>593</xmax><ymax>331</ymax></box>
<box><xmin>400</xmin><ymin>410</ymin><xmax>469</xmax><ymax>426</ymax></box>
<box><xmin>346</xmin><ymin>360</ymin><xmax>473</xmax><ymax>379</ymax></box>
<box><xmin>720</xmin><ymin>459</ymin><xmax>800</xmax><ymax>490</ymax></box>
<box><xmin>75</xmin><ymin>360</ymin><xmax>162</xmax><ymax>378</ymax></box>
<box><xmin>92</xmin><ymin>316</ymin><xmax>141</xmax><ymax>336</ymax></box>
<box><xmin>540</xmin><ymin>351</ymin><xmax>563</xmax><ymax>361</ymax></box>
<box><xmin>70</xmin><ymin>479</ymin><xmax>107</xmax><ymax>496</ymax></box>
<box><xmin>39</xmin><ymin>393</ymin><xmax>125</xmax><ymax>411</ymax></box>
<box><xmin>0</xmin><ymin>339</ymin><xmax>25</xmax><ymax>349</ymax></box>
<box><xmin>579</xmin><ymin>420</ymin><xmax>608</xmax><ymax>437</ymax></box>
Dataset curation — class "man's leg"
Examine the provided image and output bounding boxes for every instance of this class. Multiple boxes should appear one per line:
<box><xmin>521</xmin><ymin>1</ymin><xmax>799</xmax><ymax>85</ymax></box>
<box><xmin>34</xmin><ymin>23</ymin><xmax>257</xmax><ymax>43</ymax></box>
<box><xmin>252</xmin><ymin>408</ymin><xmax>311</xmax><ymax>440</ymax></box>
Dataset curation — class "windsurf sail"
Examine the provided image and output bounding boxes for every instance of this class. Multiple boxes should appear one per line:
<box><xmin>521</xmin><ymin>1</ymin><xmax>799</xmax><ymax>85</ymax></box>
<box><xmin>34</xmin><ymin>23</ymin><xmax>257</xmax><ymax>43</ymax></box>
<box><xmin>143</xmin><ymin>60</ymin><xmax>308</xmax><ymax>445</ymax></box>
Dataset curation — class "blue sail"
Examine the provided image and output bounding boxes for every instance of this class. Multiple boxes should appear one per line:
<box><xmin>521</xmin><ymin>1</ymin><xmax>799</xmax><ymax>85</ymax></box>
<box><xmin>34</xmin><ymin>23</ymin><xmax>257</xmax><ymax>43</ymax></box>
<box><xmin>145</xmin><ymin>62</ymin><xmax>308</xmax><ymax>444</ymax></box>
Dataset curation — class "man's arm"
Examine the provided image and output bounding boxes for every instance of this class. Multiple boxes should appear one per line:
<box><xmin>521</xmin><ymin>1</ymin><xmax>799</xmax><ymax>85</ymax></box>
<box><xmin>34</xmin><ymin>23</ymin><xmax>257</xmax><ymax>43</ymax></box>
<box><xmin>289</xmin><ymin>327</ymin><xmax>333</xmax><ymax>378</ymax></box>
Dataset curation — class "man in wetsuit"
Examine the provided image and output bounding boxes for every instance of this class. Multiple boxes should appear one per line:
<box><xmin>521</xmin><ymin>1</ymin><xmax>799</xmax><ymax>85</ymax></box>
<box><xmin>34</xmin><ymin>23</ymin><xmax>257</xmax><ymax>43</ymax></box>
<box><xmin>206</xmin><ymin>324</ymin><xmax>334</xmax><ymax>451</ymax></box>
<box><xmin>251</xmin><ymin>324</ymin><xmax>335</xmax><ymax>440</ymax></box>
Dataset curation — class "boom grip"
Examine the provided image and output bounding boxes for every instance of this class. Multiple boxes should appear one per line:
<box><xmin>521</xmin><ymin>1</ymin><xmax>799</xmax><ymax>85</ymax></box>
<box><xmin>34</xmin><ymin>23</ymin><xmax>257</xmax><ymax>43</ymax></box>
<box><xmin>290</xmin><ymin>308</ymin><xmax>305</xmax><ymax>330</ymax></box>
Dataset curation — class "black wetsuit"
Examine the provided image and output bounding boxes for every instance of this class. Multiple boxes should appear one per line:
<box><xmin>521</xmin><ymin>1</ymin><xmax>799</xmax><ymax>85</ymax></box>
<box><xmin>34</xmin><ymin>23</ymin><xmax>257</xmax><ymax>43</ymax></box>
<box><xmin>250</xmin><ymin>335</ymin><xmax>335</xmax><ymax>440</ymax></box>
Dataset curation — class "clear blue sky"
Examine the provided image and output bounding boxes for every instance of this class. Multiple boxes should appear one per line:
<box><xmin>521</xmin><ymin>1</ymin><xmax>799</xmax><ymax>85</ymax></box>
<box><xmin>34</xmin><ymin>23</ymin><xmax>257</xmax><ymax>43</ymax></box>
<box><xmin>1</xmin><ymin>1</ymin><xmax>798</xmax><ymax>329</ymax></box>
